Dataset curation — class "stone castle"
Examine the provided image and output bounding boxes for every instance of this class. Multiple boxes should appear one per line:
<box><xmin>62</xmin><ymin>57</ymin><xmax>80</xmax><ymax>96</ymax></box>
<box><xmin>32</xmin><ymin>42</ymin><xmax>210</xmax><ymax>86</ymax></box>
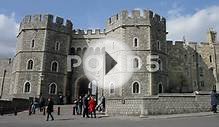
<box><xmin>0</xmin><ymin>9</ymin><xmax>218</xmax><ymax>105</ymax></box>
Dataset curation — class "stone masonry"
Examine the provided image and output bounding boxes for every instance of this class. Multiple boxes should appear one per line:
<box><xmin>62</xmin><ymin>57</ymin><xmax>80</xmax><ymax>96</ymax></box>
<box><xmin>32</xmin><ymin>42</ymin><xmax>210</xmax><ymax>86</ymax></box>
<box><xmin>0</xmin><ymin>9</ymin><xmax>218</xmax><ymax>115</ymax></box>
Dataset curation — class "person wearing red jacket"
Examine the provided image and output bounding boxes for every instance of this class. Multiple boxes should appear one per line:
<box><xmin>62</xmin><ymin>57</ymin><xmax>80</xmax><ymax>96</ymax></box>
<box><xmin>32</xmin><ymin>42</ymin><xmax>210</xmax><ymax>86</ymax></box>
<box><xmin>88</xmin><ymin>96</ymin><xmax>96</xmax><ymax>118</ymax></box>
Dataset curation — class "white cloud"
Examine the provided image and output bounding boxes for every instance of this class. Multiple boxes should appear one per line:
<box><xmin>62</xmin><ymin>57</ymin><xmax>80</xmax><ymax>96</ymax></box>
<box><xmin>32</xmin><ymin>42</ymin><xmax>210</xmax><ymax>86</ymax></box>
<box><xmin>167</xmin><ymin>5</ymin><xmax>219</xmax><ymax>42</ymax></box>
<box><xmin>0</xmin><ymin>13</ymin><xmax>19</xmax><ymax>58</ymax></box>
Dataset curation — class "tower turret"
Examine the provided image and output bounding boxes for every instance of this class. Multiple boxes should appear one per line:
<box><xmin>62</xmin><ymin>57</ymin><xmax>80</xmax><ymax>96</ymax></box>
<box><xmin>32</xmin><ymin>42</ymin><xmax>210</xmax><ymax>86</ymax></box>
<box><xmin>105</xmin><ymin>10</ymin><xmax>167</xmax><ymax>97</ymax></box>
<box><xmin>208</xmin><ymin>28</ymin><xmax>217</xmax><ymax>44</ymax></box>
<box><xmin>12</xmin><ymin>14</ymin><xmax>72</xmax><ymax>101</ymax></box>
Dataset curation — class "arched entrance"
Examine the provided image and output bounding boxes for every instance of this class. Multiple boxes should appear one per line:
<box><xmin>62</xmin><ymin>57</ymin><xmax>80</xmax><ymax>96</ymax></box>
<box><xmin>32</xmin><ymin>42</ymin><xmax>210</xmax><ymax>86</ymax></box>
<box><xmin>76</xmin><ymin>77</ymin><xmax>90</xmax><ymax>97</ymax></box>
<box><xmin>158</xmin><ymin>83</ymin><xmax>163</xmax><ymax>93</ymax></box>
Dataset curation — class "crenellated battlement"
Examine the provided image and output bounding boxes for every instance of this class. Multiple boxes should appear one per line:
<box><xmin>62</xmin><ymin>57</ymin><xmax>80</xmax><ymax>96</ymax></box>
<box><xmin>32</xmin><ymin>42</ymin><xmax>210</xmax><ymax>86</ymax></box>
<box><xmin>167</xmin><ymin>40</ymin><xmax>210</xmax><ymax>48</ymax></box>
<box><xmin>19</xmin><ymin>14</ymin><xmax>73</xmax><ymax>33</ymax></box>
<box><xmin>106</xmin><ymin>9</ymin><xmax>166</xmax><ymax>32</ymax></box>
<box><xmin>72</xmin><ymin>29</ymin><xmax>105</xmax><ymax>35</ymax></box>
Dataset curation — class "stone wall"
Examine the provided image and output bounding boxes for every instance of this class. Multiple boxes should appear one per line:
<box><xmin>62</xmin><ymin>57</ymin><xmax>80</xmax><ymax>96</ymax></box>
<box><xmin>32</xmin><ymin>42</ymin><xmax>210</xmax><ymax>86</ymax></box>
<box><xmin>0</xmin><ymin>98</ymin><xmax>30</xmax><ymax>114</ymax></box>
<box><xmin>106</xmin><ymin>93</ymin><xmax>211</xmax><ymax>116</ymax></box>
<box><xmin>0</xmin><ymin>58</ymin><xmax>13</xmax><ymax>99</ymax></box>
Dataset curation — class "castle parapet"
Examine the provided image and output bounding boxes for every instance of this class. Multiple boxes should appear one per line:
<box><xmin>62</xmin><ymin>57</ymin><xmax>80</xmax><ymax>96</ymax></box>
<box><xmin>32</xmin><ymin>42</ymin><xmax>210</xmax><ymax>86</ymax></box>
<box><xmin>73</xmin><ymin>29</ymin><xmax>105</xmax><ymax>35</ymax></box>
<box><xmin>174</xmin><ymin>41</ymin><xmax>185</xmax><ymax>46</ymax></box>
<box><xmin>106</xmin><ymin>9</ymin><xmax>166</xmax><ymax>32</ymax></box>
<box><xmin>167</xmin><ymin>40</ymin><xmax>173</xmax><ymax>45</ymax></box>
<box><xmin>19</xmin><ymin>14</ymin><xmax>73</xmax><ymax>34</ymax></box>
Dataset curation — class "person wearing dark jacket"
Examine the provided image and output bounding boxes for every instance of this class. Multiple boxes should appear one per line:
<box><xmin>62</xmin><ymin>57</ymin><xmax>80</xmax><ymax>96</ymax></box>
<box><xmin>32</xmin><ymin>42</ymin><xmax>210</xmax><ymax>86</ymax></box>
<box><xmin>82</xmin><ymin>94</ymin><xmax>89</xmax><ymax>118</ymax></box>
<box><xmin>211</xmin><ymin>90</ymin><xmax>218</xmax><ymax>113</ymax></box>
<box><xmin>46</xmin><ymin>97</ymin><xmax>54</xmax><ymax>121</ymax></box>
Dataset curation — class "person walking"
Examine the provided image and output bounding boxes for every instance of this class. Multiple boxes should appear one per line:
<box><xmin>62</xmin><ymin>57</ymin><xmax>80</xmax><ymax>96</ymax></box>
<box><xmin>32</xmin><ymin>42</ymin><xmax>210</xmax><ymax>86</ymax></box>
<box><xmin>39</xmin><ymin>95</ymin><xmax>45</xmax><ymax>112</ymax></box>
<box><xmin>89</xmin><ymin>96</ymin><xmax>96</xmax><ymax>118</ymax></box>
<box><xmin>77</xmin><ymin>96</ymin><xmax>82</xmax><ymax>115</ymax></box>
<box><xmin>82</xmin><ymin>94</ymin><xmax>89</xmax><ymax>118</ymax></box>
<box><xmin>72</xmin><ymin>98</ymin><xmax>78</xmax><ymax>115</ymax></box>
<box><xmin>101</xmin><ymin>95</ymin><xmax>105</xmax><ymax>112</ymax></box>
<box><xmin>211</xmin><ymin>89</ymin><xmax>218</xmax><ymax>113</ymax></box>
<box><xmin>31</xmin><ymin>97</ymin><xmax>37</xmax><ymax>114</ymax></box>
<box><xmin>46</xmin><ymin>97</ymin><xmax>54</xmax><ymax>121</ymax></box>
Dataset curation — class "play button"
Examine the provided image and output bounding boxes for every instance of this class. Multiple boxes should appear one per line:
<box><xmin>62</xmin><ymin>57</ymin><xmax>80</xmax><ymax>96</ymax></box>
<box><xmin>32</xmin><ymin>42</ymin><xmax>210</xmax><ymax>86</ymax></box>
<box><xmin>105</xmin><ymin>51</ymin><xmax>117</xmax><ymax>75</ymax></box>
<box><xmin>83</xmin><ymin>39</ymin><xmax>134</xmax><ymax>90</ymax></box>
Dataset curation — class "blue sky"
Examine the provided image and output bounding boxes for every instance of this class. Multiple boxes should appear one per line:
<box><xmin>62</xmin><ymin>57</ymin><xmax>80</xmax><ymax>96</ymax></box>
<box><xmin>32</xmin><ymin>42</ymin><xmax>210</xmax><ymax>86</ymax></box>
<box><xmin>1</xmin><ymin>0</ymin><xmax>218</xmax><ymax>29</ymax></box>
<box><xmin>1</xmin><ymin>0</ymin><xmax>219</xmax><ymax>57</ymax></box>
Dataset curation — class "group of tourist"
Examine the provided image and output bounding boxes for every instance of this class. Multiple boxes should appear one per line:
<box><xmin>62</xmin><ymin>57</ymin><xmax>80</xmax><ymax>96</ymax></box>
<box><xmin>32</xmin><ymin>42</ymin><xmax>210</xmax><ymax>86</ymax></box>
<box><xmin>73</xmin><ymin>94</ymin><xmax>105</xmax><ymax>118</ymax></box>
<box><xmin>29</xmin><ymin>94</ymin><xmax>105</xmax><ymax>121</ymax></box>
<box><xmin>29</xmin><ymin>96</ymin><xmax>54</xmax><ymax>121</ymax></box>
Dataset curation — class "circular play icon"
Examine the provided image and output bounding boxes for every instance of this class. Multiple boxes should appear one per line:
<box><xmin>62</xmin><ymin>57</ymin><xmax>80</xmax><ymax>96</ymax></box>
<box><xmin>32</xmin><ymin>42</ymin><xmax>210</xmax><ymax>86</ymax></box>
<box><xmin>83</xmin><ymin>39</ymin><xmax>134</xmax><ymax>90</ymax></box>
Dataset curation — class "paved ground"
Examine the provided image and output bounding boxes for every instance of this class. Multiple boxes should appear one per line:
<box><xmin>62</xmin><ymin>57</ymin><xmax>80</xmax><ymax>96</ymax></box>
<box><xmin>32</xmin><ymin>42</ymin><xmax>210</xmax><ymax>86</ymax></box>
<box><xmin>0</xmin><ymin>105</ymin><xmax>219</xmax><ymax>127</ymax></box>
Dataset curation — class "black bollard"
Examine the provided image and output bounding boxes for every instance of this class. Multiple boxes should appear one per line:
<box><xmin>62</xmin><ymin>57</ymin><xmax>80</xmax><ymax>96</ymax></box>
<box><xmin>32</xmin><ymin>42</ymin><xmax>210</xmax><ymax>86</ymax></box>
<box><xmin>73</xmin><ymin>107</ymin><xmax>75</xmax><ymax>115</ymax></box>
<box><xmin>43</xmin><ymin>107</ymin><xmax>46</xmax><ymax>115</ymax></box>
<box><xmin>57</xmin><ymin>107</ymin><xmax>60</xmax><ymax>115</ymax></box>
<box><xmin>14</xmin><ymin>107</ymin><xmax>17</xmax><ymax>116</ymax></box>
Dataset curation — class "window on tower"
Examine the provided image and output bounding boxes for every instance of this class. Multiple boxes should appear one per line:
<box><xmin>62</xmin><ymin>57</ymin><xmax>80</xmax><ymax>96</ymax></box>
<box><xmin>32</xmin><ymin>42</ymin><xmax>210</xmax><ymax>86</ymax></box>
<box><xmin>27</xmin><ymin>60</ymin><xmax>34</xmax><ymax>70</ymax></box>
<box><xmin>157</xmin><ymin>40</ymin><xmax>161</xmax><ymax>50</ymax></box>
<box><xmin>132</xmin><ymin>81</ymin><xmax>140</xmax><ymax>94</ymax></box>
<box><xmin>24</xmin><ymin>82</ymin><xmax>31</xmax><ymax>93</ymax></box>
<box><xmin>49</xmin><ymin>83</ymin><xmax>57</xmax><ymax>94</ymax></box>
<box><xmin>133</xmin><ymin>58</ymin><xmax>139</xmax><ymax>68</ymax></box>
<box><xmin>109</xmin><ymin>83</ymin><xmax>115</xmax><ymax>94</ymax></box>
<box><xmin>55</xmin><ymin>41</ymin><xmax>60</xmax><ymax>51</ymax></box>
<box><xmin>158</xmin><ymin>59</ymin><xmax>162</xmax><ymax>71</ymax></box>
<box><xmin>51</xmin><ymin>61</ymin><xmax>59</xmax><ymax>72</ymax></box>
<box><xmin>133</xmin><ymin>37</ymin><xmax>138</xmax><ymax>47</ymax></box>
<box><xmin>158</xmin><ymin>83</ymin><xmax>163</xmax><ymax>93</ymax></box>
<box><xmin>31</xmin><ymin>40</ymin><xmax>35</xmax><ymax>48</ymax></box>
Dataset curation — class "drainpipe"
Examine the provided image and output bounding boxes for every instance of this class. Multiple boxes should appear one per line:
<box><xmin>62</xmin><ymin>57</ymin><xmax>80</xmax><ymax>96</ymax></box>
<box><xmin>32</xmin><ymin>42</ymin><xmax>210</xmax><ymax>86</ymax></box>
<box><xmin>195</xmin><ymin>45</ymin><xmax>200</xmax><ymax>91</ymax></box>
<box><xmin>213</xmin><ymin>44</ymin><xmax>218</xmax><ymax>91</ymax></box>
<box><xmin>0</xmin><ymin>70</ymin><xmax>6</xmax><ymax>99</ymax></box>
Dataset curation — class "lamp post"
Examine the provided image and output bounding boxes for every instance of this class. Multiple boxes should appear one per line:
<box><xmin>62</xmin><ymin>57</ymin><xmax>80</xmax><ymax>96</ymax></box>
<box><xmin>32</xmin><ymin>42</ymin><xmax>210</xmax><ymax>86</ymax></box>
<box><xmin>0</xmin><ymin>70</ymin><xmax>6</xmax><ymax>99</ymax></box>
<box><xmin>39</xmin><ymin>74</ymin><xmax>45</xmax><ymax>97</ymax></box>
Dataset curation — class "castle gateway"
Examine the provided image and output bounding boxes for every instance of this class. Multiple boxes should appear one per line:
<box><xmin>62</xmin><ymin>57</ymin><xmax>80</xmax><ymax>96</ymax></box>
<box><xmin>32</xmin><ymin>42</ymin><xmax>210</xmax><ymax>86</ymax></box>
<box><xmin>0</xmin><ymin>9</ymin><xmax>218</xmax><ymax>106</ymax></box>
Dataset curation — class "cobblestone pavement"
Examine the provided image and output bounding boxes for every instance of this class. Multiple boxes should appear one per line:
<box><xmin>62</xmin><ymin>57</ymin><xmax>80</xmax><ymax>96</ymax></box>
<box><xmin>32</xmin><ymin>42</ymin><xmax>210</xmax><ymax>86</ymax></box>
<box><xmin>0</xmin><ymin>105</ymin><xmax>219</xmax><ymax>127</ymax></box>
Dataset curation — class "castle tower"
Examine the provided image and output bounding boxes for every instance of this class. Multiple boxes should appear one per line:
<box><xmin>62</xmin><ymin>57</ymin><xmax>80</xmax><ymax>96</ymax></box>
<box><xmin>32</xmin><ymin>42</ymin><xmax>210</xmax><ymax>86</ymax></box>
<box><xmin>208</xmin><ymin>28</ymin><xmax>217</xmax><ymax>44</ymax></box>
<box><xmin>12</xmin><ymin>14</ymin><xmax>72</xmax><ymax>101</ymax></box>
<box><xmin>105</xmin><ymin>10</ymin><xmax>167</xmax><ymax>97</ymax></box>
<box><xmin>207</xmin><ymin>29</ymin><xmax>219</xmax><ymax>92</ymax></box>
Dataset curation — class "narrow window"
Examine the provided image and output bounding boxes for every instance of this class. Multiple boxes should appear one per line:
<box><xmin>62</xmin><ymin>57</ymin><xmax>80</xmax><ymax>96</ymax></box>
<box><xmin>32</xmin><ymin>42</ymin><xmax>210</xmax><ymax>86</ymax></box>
<box><xmin>210</xmin><ymin>55</ymin><xmax>212</xmax><ymax>63</ymax></box>
<box><xmin>158</xmin><ymin>60</ymin><xmax>162</xmax><ymax>71</ymax></box>
<box><xmin>133</xmin><ymin>37</ymin><xmax>138</xmax><ymax>47</ymax></box>
<box><xmin>109</xmin><ymin>18</ymin><xmax>112</xmax><ymax>24</ymax></box>
<box><xmin>24</xmin><ymin>82</ymin><xmax>31</xmax><ymax>93</ymax></box>
<box><xmin>132</xmin><ymin>82</ymin><xmax>140</xmax><ymax>94</ymax></box>
<box><xmin>77</xmin><ymin>48</ymin><xmax>82</xmax><ymax>54</ymax></box>
<box><xmin>158</xmin><ymin>83</ymin><xmax>163</xmax><ymax>93</ymax></box>
<box><xmin>49</xmin><ymin>83</ymin><xmax>57</xmax><ymax>94</ymax></box>
<box><xmin>83</xmin><ymin>47</ymin><xmax>87</xmax><ymax>54</ymax></box>
<box><xmin>116</xmin><ymin>14</ymin><xmax>119</xmax><ymax>20</ymax></box>
<box><xmin>110</xmin><ymin>83</ymin><xmax>115</xmax><ymax>94</ymax></box>
<box><xmin>55</xmin><ymin>42</ymin><xmax>60</xmax><ymax>51</ymax></box>
<box><xmin>70</xmin><ymin>47</ymin><xmax>75</xmax><ymax>55</ymax></box>
<box><xmin>51</xmin><ymin>61</ymin><xmax>58</xmax><ymax>72</ymax></box>
<box><xmin>133</xmin><ymin>58</ymin><xmax>139</xmax><ymax>68</ymax></box>
<box><xmin>31</xmin><ymin>40</ymin><xmax>35</xmax><ymax>48</ymax></box>
<box><xmin>27</xmin><ymin>60</ymin><xmax>33</xmax><ymax>70</ymax></box>
<box><xmin>157</xmin><ymin>40</ymin><xmax>161</xmax><ymax>50</ymax></box>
